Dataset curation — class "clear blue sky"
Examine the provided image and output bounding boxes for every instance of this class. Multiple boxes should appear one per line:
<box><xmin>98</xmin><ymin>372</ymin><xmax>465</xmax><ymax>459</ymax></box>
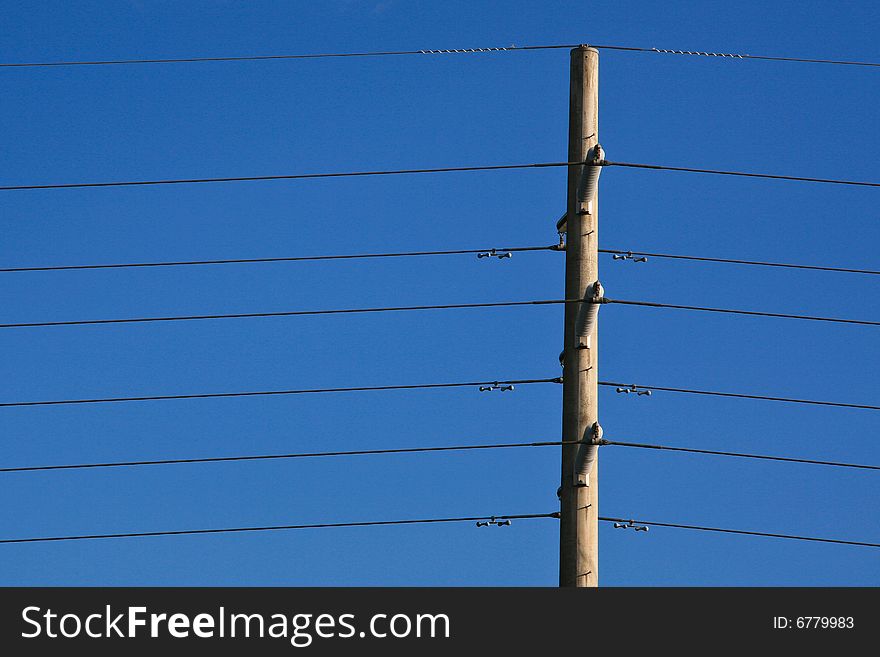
<box><xmin>1</xmin><ymin>1</ymin><xmax>878</xmax><ymax>585</ymax></box>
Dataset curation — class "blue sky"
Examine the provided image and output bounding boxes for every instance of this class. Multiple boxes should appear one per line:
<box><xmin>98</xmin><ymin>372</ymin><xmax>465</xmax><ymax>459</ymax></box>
<box><xmin>0</xmin><ymin>1</ymin><xmax>878</xmax><ymax>585</ymax></box>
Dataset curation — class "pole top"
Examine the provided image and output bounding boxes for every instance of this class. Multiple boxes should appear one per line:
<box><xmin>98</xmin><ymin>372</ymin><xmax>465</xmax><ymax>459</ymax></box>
<box><xmin>571</xmin><ymin>44</ymin><xmax>599</xmax><ymax>55</ymax></box>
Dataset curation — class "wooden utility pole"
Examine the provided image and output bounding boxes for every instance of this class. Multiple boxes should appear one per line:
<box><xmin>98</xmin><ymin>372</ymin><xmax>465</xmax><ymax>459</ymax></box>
<box><xmin>559</xmin><ymin>46</ymin><xmax>599</xmax><ymax>588</ymax></box>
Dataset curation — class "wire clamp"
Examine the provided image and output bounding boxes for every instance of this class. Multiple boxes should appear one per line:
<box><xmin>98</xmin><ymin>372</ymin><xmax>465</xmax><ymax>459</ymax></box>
<box><xmin>616</xmin><ymin>384</ymin><xmax>652</xmax><ymax>396</ymax></box>
<box><xmin>420</xmin><ymin>47</ymin><xmax>511</xmax><ymax>54</ymax></box>
<box><xmin>477</xmin><ymin>249</ymin><xmax>512</xmax><ymax>259</ymax></box>
<box><xmin>611</xmin><ymin>251</ymin><xmax>648</xmax><ymax>263</ymax></box>
<box><xmin>613</xmin><ymin>520</ymin><xmax>649</xmax><ymax>532</ymax></box>
<box><xmin>476</xmin><ymin>516</ymin><xmax>511</xmax><ymax>527</ymax></box>
<box><xmin>479</xmin><ymin>383</ymin><xmax>515</xmax><ymax>392</ymax></box>
<box><xmin>651</xmin><ymin>47</ymin><xmax>746</xmax><ymax>59</ymax></box>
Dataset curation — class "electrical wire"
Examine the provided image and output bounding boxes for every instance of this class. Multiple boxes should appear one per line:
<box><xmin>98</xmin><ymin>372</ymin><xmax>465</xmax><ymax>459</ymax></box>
<box><xmin>5</xmin><ymin>438</ymin><xmax>877</xmax><ymax>475</ymax></box>
<box><xmin>2</xmin><ymin>42</ymin><xmax>878</xmax><ymax>69</ymax></box>
<box><xmin>600</xmin><ymin>248</ymin><xmax>880</xmax><ymax>276</ymax></box>
<box><xmin>2</xmin><ymin>512</ymin><xmax>876</xmax><ymax>548</ymax></box>
<box><xmin>601</xmin><ymin>440</ymin><xmax>880</xmax><ymax>471</ymax></box>
<box><xmin>3</xmin><ymin>245</ymin><xmax>871</xmax><ymax>277</ymax></box>
<box><xmin>0</xmin><ymin>161</ymin><xmax>574</xmax><ymax>192</ymax></box>
<box><xmin>4</xmin><ymin>159</ymin><xmax>880</xmax><ymax>194</ymax></box>
<box><xmin>0</xmin><ymin>377</ymin><xmax>562</xmax><ymax>409</ymax></box>
<box><xmin>593</xmin><ymin>44</ymin><xmax>880</xmax><ymax>68</ymax></box>
<box><xmin>0</xmin><ymin>298</ymin><xmax>569</xmax><ymax>330</ymax></box>
<box><xmin>603</xmin><ymin>297</ymin><xmax>880</xmax><ymax>327</ymax></box>
<box><xmin>0</xmin><ymin>440</ymin><xmax>574</xmax><ymax>474</ymax></box>
<box><xmin>0</xmin><ymin>245</ymin><xmax>559</xmax><ymax>274</ymax></box>
<box><xmin>600</xmin><ymin>516</ymin><xmax>880</xmax><ymax>549</ymax></box>
<box><xmin>6</xmin><ymin>295</ymin><xmax>879</xmax><ymax>331</ymax></box>
<box><xmin>0</xmin><ymin>45</ymin><xmax>551</xmax><ymax>68</ymax></box>
<box><xmin>602</xmin><ymin>160</ymin><xmax>880</xmax><ymax>188</ymax></box>
<box><xmin>0</xmin><ymin>512</ymin><xmax>560</xmax><ymax>545</ymax></box>
<box><xmin>599</xmin><ymin>381</ymin><xmax>880</xmax><ymax>411</ymax></box>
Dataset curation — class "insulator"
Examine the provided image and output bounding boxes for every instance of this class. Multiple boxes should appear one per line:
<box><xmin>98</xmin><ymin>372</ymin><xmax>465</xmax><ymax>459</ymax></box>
<box><xmin>575</xmin><ymin>281</ymin><xmax>604</xmax><ymax>338</ymax></box>
<box><xmin>576</xmin><ymin>144</ymin><xmax>604</xmax><ymax>213</ymax></box>
<box><xmin>575</xmin><ymin>423</ymin><xmax>603</xmax><ymax>480</ymax></box>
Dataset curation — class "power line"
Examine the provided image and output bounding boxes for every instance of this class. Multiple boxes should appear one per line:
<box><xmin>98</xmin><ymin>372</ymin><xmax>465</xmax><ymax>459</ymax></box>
<box><xmin>601</xmin><ymin>440</ymin><xmax>880</xmax><ymax>471</ymax></box>
<box><xmin>5</xmin><ymin>437</ymin><xmax>877</xmax><ymax>475</ymax></box>
<box><xmin>0</xmin><ymin>377</ymin><xmax>561</xmax><ymax>408</ymax></box>
<box><xmin>593</xmin><ymin>44</ymin><xmax>880</xmax><ymax>68</ymax></box>
<box><xmin>0</xmin><ymin>298</ymin><xmax>569</xmax><ymax>330</ymax></box>
<box><xmin>0</xmin><ymin>244</ymin><xmax>559</xmax><ymax>274</ymax></box>
<box><xmin>2</xmin><ymin>42</ymin><xmax>878</xmax><ymax>69</ymax></box>
<box><xmin>0</xmin><ymin>439</ymin><xmax>573</xmax><ymax>474</ymax></box>
<box><xmin>601</xmin><ymin>248</ymin><xmax>880</xmax><ymax>276</ymax></box>
<box><xmin>0</xmin><ymin>161</ymin><xmax>573</xmax><ymax>192</ymax></box>
<box><xmin>3</xmin><ymin>512</ymin><xmax>876</xmax><ymax>548</ymax></box>
<box><xmin>3</xmin><ymin>244</ymin><xmax>870</xmax><ymax>277</ymax></box>
<box><xmin>6</xmin><ymin>295</ymin><xmax>879</xmax><ymax>331</ymax></box>
<box><xmin>603</xmin><ymin>297</ymin><xmax>880</xmax><ymax>327</ymax></box>
<box><xmin>600</xmin><ymin>516</ymin><xmax>880</xmax><ymax>549</ymax></box>
<box><xmin>0</xmin><ymin>512</ymin><xmax>560</xmax><ymax>545</ymax></box>
<box><xmin>599</xmin><ymin>381</ymin><xmax>880</xmax><ymax>411</ymax></box>
<box><xmin>602</xmin><ymin>160</ymin><xmax>880</xmax><ymax>188</ymax></box>
<box><xmin>4</xmin><ymin>159</ymin><xmax>880</xmax><ymax>193</ymax></box>
<box><xmin>0</xmin><ymin>45</ymin><xmax>551</xmax><ymax>69</ymax></box>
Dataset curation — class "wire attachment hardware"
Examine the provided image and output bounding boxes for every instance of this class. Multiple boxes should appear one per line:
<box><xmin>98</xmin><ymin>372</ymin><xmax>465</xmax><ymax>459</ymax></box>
<box><xmin>611</xmin><ymin>251</ymin><xmax>648</xmax><ymax>263</ymax></box>
<box><xmin>616</xmin><ymin>384</ymin><xmax>652</xmax><ymax>396</ymax></box>
<box><xmin>476</xmin><ymin>516</ymin><xmax>512</xmax><ymax>527</ymax></box>
<box><xmin>554</xmin><ymin>213</ymin><xmax>593</xmax><ymax>242</ymax></box>
<box><xmin>613</xmin><ymin>520</ymin><xmax>649</xmax><ymax>532</ymax></box>
<box><xmin>479</xmin><ymin>383</ymin><xmax>515</xmax><ymax>392</ymax></box>
<box><xmin>555</xmin><ymin>212</ymin><xmax>568</xmax><ymax>237</ymax></box>
<box><xmin>553</xmin><ymin>232</ymin><xmax>566</xmax><ymax>250</ymax></box>
<box><xmin>477</xmin><ymin>249</ymin><xmax>512</xmax><ymax>259</ymax></box>
<box><xmin>651</xmin><ymin>47</ymin><xmax>746</xmax><ymax>59</ymax></box>
<box><xmin>419</xmin><ymin>47</ymin><xmax>511</xmax><ymax>54</ymax></box>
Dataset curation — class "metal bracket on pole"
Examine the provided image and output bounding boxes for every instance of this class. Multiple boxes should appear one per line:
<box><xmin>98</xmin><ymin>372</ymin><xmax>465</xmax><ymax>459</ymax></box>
<box><xmin>556</xmin><ymin>211</ymin><xmax>568</xmax><ymax>236</ymax></box>
<box><xmin>552</xmin><ymin>213</ymin><xmax>569</xmax><ymax>251</ymax></box>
